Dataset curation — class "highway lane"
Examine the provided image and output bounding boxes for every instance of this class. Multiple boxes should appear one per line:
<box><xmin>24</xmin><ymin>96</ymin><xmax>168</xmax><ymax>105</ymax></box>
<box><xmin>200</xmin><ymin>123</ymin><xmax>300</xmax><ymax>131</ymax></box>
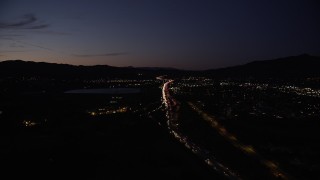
<box><xmin>188</xmin><ymin>102</ymin><xmax>290</xmax><ymax>180</ymax></box>
<box><xmin>161</xmin><ymin>79</ymin><xmax>241</xmax><ymax>180</ymax></box>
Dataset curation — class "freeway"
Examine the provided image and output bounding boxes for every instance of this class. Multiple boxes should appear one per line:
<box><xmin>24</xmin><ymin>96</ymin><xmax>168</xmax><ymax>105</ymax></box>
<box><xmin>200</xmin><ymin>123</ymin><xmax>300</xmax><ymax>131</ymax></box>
<box><xmin>188</xmin><ymin>102</ymin><xmax>290</xmax><ymax>180</ymax></box>
<box><xmin>161</xmin><ymin>79</ymin><xmax>241</xmax><ymax>180</ymax></box>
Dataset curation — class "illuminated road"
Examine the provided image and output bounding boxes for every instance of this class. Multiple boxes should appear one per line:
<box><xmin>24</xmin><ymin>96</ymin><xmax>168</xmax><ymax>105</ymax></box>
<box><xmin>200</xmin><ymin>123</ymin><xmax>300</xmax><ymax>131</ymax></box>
<box><xmin>188</xmin><ymin>102</ymin><xmax>290</xmax><ymax>180</ymax></box>
<box><xmin>161</xmin><ymin>79</ymin><xmax>241</xmax><ymax>180</ymax></box>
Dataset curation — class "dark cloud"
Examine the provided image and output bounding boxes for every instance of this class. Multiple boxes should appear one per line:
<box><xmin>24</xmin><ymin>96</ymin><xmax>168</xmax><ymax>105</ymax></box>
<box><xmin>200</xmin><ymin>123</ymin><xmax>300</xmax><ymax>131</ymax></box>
<box><xmin>10</xmin><ymin>43</ymin><xmax>25</xmax><ymax>48</ymax></box>
<box><xmin>30</xmin><ymin>30</ymin><xmax>71</xmax><ymax>36</ymax></box>
<box><xmin>0</xmin><ymin>34</ymin><xmax>24</xmax><ymax>37</ymax></box>
<box><xmin>14</xmin><ymin>40</ymin><xmax>54</xmax><ymax>51</ymax></box>
<box><xmin>0</xmin><ymin>50</ymin><xmax>25</xmax><ymax>53</ymax></box>
<box><xmin>0</xmin><ymin>34</ymin><xmax>24</xmax><ymax>40</ymax></box>
<box><xmin>25</xmin><ymin>24</ymin><xmax>50</xmax><ymax>29</ymax></box>
<box><xmin>0</xmin><ymin>14</ymin><xmax>49</xmax><ymax>30</ymax></box>
<box><xmin>73</xmin><ymin>52</ymin><xmax>129</xmax><ymax>57</ymax></box>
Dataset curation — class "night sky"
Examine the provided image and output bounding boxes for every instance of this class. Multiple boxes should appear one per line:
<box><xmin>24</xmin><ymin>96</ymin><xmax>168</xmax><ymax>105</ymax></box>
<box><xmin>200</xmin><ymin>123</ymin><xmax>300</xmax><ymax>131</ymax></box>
<box><xmin>0</xmin><ymin>0</ymin><xmax>319</xmax><ymax>69</ymax></box>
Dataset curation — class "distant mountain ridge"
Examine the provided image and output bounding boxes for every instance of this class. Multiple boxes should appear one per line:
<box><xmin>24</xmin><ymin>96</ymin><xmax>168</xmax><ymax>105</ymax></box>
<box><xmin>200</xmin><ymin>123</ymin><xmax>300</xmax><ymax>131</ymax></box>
<box><xmin>205</xmin><ymin>54</ymin><xmax>320</xmax><ymax>78</ymax></box>
<box><xmin>1</xmin><ymin>54</ymin><xmax>320</xmax><ymax>78</ymax></box>
<box><xmin>0</xmin><ymin>60</ymin><xmax>185</xmax><ymax>79</ymax></box>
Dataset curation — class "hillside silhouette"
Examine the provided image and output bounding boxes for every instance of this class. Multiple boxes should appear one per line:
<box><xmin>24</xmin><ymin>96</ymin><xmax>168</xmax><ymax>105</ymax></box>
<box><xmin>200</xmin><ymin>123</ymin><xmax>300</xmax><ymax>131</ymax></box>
<box><xmin>205</xmin><ymin>54</ymin><xmax>320</xmax><ymax>78</ymax></box>
<box><xmin>1</xmin><ymin>54</ymin><xmax>320</xmax><ymax>78</ymax></box>
<box><xmin>0</xmin><ymin>60</ymin><xmax>185</xmax><ymax>79</ymax></box>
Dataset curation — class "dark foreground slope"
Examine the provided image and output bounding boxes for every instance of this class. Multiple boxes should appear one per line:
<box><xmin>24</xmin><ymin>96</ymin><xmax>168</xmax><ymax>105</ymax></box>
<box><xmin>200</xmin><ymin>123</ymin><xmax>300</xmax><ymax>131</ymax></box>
<box><xmin>0</xmin><ymin>93</ymin><xmax>222</xmax><ymax>180</ymax></box>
